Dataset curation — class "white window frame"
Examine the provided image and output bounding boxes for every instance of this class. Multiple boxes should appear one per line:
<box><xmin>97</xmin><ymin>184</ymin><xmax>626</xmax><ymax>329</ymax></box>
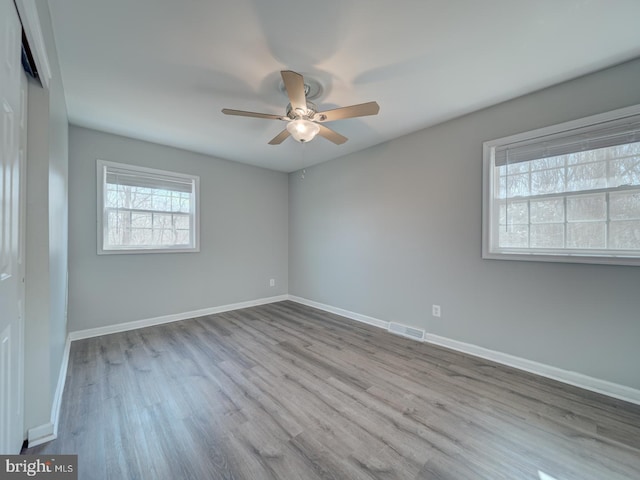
<box><xmin>483</xmin><ymin>104</ymin><xmax>640</xmax><ymax>266</ymax></box>
<box><xmin>97</xmin><ymin>160</ymin><xmax>200</xmax><ymax>254</ymax></box>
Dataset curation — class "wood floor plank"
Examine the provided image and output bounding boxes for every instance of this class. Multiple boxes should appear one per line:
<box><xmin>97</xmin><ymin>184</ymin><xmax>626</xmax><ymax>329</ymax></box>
<box><xmin>25</xmin><ymin>301</ymin><xmax>640</xmax><ymax>479</ymax></box>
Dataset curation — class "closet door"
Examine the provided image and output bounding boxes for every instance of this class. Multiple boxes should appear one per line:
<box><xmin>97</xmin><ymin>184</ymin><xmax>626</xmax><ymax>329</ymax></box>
<box><xmin>0</xmin><ymin>0</ymin><xmax>27</xmax><ymax>454</ymax></box>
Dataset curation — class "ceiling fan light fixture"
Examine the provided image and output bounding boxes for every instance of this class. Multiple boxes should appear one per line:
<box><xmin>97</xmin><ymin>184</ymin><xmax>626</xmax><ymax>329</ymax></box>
<box><xmin>222</xmin><ymin>70</ymin><xmax>379</xmax><ymax>145</ymax></box>
<box><xmin>287</xmin><ymin>118</ymin><xmax>320</xmax><ymax>143</ymax></box>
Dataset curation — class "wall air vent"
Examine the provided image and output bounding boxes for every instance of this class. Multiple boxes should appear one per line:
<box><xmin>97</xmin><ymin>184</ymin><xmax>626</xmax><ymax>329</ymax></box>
<box><xmin>388</xmin><ymin>322</ymin><xmax>425</xmax><ymax>342</ymax></box>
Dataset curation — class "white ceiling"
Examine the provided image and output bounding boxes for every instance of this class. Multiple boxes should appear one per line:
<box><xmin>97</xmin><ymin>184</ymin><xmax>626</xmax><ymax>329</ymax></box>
<box><xmin>48</xmin><ymin>0</ymin><xmax>640</xmax><ymax>172</ymax></box>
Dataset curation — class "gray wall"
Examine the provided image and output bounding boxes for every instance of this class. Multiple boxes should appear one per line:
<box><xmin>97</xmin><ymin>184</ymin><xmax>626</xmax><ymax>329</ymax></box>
<box><xmin>68</xmin><ymin>126</ymin><xmax>288</xmax><ymax>331</ymax></box>
<box><xmin>24</xmin><ymin>1</ymin><xmax>69</xmax><ymax>433</ymax></box>
<box><xmin>289</xmin><ymin>58</ymin><xmax>640</xmax><ymax>390</ymax></box>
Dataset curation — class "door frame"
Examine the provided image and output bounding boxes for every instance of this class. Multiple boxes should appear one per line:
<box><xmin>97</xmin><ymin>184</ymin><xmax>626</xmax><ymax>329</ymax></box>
<box><xmin>13</xmin><ymin>0</ymin><xmax>51</xmax><ymax>89</ymax></box>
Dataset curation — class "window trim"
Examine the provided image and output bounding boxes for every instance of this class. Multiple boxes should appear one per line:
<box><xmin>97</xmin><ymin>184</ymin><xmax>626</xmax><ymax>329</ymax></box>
<box><xmin>482</xmin><ymin>104</ymin><xmax>640</xmax><ymax>266</ymax></box>
<box><xmin>97</xmin><ymin>159</ymin><xmax>200</xmax><ymax>255</ymax></box>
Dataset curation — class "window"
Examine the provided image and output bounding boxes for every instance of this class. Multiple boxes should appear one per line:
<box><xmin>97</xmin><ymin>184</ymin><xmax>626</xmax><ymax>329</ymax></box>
<box><xmin>483</xmin><ymin>105</ymin><xmax>640</xmax><ymax>266</ymax></box>
<box><xmin>97</xmin><ymin>160</ymin><xmax>199</xmax><ymax>254</ymax></box>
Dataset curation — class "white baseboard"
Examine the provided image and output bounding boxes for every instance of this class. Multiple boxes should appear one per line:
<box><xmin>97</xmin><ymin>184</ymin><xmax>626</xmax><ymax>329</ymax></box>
<box><xmin>27</xmin><ymin>336</ymin><xmax>72</xmax><ymax>448</ymax></box>
<box><xmin>60</xmin><ymin>294</ymin><xmax>640</xmax><ymax>409</ymax></box>
<box><xmin>27</xmin><ymin>422</ymin><xmax>55</xmax><ymax>448</ymax></box>
<box><xmin>287</xmin><ymin>295</ymin><xmax>640</xmax><ymax>406</ymax></box>
<box><xmin>287</xmin><ymin>295</ymin><xmax>390</xmax><ymax>329</ymax></box>
<box><xmin>27</xmin><ymin>295</ymin><xmax>287</xmax><ymax>448</ymax></box>
<box><xmin>424</xmin><ymin>334</ymin><xmax>640</xmax><ymax>406</ymax></box>
<box><xmin>51</xmin><ymin>337</ymin><xmax>71</xmax><ymax>437</ymax></box>
<box><xmin>69</xmin><ymin>295</ymin><xmax>289</xmax><ymax>341</ymax></box>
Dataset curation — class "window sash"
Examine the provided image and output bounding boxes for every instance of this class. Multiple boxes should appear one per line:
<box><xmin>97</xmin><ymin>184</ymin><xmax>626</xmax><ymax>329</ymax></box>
<box><xmin>97</xmin><ymin>160</ymin><xmax>199</xmax><ymax>254</ymax></box>
<box><xmin>483</xmin><ymin>104</ymin><xmax>640</xmax><ymax>266</ymax></box>
<box><xmin>105</xmin><ymin>208</ymin><xmax>192</xmax><ymax>249</ymax></box>
<box><xmin>494</xmin><ymin>189</ymin><xmax>640</xmax><ymax>256</ymax></box>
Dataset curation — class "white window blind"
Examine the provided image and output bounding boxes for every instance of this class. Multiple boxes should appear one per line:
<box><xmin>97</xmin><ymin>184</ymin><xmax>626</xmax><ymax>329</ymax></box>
<box><xmin>494</xmin><ymin>115</ymin><xmax>640</xmax><ymax>166</ymax></box>
<box><xmin>483</xmin><ymin>105</ymin><xmax>640</xmax><ymax>266</ymax></box>
<box><xmin>97</xmin><ymin>160</ymin><xmax>199</xmax><ymax>254</ymax></box>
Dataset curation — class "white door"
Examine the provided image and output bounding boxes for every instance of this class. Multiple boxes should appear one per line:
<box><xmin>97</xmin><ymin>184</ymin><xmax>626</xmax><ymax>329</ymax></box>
<box><xmin>0</xmin><ymin>0</ymin><xmax>26</xmax><ymax>454</ymax></box>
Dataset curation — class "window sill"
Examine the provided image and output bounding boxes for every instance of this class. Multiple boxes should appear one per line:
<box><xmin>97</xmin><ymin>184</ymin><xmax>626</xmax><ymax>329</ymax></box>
<box><xmin>482</xmin><ymin>250</ymin><xmax>640</xmax><ymax>267</ymax></box>
<box><xmin>98</xmin><ymin>246</ymin><xmax>200</xmax><ymax>255</ymax></box>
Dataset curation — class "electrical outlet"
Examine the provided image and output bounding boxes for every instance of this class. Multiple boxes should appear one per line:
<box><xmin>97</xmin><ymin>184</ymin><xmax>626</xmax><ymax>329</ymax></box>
<box><xmin>432</xmin><ymin>305</ymin><xmax>441</xmax><ymax>317</ymax></box>
<box><xmin>269</xmin><ymin>278</ymin><xmax>275</xmax><ymax>287</ymax></box>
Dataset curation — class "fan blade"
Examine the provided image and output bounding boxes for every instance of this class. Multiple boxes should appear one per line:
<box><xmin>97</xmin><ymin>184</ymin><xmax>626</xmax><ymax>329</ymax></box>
<box><xmin>281</xmin><ymin>70</ymin><xmax>307</xmax><ymax>114</ymax></box>
<box><xmin>222</xmin><ymin>108</ymin><xmax>285</xmax><ymax>120</ymax></box>
<box><xmin>316</xmin><ymin>101</ymin><xmax>380</xmax><ymax>122</ymax></box>
<box><xmin>268</xmin><ymin>129</ymin><xmax>291</xmax><ymax>145</ymax></box>
<box><xmin>317</xmin><ymin>124</ymin><xmax>348</xmax><ymax>145</ymax></box>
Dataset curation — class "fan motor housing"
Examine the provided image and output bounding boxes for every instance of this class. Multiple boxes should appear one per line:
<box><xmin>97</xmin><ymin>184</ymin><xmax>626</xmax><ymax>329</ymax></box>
<box><xmin>286</xmin><ymin>101</ymin><xmax>318</xmax><ymax>120</ymax></box>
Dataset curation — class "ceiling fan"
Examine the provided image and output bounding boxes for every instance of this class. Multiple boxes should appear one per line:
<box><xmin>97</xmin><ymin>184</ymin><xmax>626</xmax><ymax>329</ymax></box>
<box><xmin>222</xmin><ymin>70</ymin><xmax>380</xmax><ymax>145</ymax></box>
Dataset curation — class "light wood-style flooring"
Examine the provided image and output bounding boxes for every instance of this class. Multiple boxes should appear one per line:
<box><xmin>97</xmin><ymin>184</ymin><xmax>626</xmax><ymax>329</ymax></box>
<box><xmin>26</xmin><ymin>301</ymin><xmax>640</xmax><ymax>479</ymax></box>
